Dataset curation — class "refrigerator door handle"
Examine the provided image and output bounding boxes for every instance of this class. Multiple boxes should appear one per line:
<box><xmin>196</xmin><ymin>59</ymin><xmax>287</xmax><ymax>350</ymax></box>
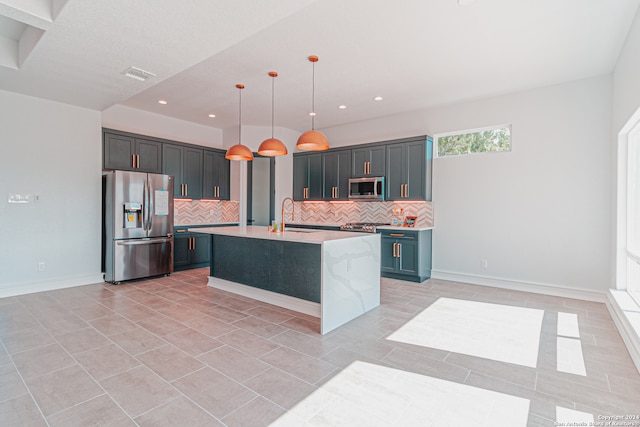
<box><xmin>142</xmin><ymin>179</ymin><xmax>148</xmax><ymax>232</ymax></box>
<box><xmin>117</xmin><ymin>237</ymin><xmax>173</xmax><ymax>246</ymax></box>
<box><xmin>147</xmin><ymin>179</ymin><xmax>153</xmax><ymax>231</ymax></box>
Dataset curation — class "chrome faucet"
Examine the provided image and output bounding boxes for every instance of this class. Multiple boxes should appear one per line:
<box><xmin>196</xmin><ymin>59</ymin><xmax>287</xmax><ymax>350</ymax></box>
<box><xmin>281</xmin><ymin>197</ymin><xmax>295</xmax><ymax>231</ymax></box>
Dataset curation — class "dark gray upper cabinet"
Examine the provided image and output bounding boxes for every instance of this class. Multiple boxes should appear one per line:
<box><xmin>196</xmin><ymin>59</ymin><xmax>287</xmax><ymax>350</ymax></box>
<box><xmin>352</xmin><ymin>144</ymin><xmax>385</xmax><ymax>177</ymax></box>
<box><xmin>203</xmin><ymin>149</ymin><xmax>230</xmax><ymax>200</ymax></box>
<box><xmin>386</xmin><ymin>138</ymin><xmax>431</xmax><ymax>201</ymax></box>
<box><xmin>293</xmin><ymin>153</ymin><xmax>322</xmax><ymax>201</ymax></box>
<box><xmin>163</xmin><ymin>144</ymin><xmax>203</xmax><ymax>199</ymax></box>
<box><xmin>103</xmin><ymin>132</ymin><xmax>162</xmax><ymax>173</ymax></box>
<box><xmin>322</xmin><ymin>149</ymin><xmax>352</xmax><ymax>200</ymax></box>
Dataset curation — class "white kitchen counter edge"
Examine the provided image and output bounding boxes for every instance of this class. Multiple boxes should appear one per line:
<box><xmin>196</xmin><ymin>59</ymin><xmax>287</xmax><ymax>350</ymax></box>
<box><xmin>377</xmin><ymin>225</ymin><xmax>433</xmax><ymax>231</ymax></box>
<box><xmin>188</xmin><ymin>225</ymin><xmax>377</xmax><ymax>244</ymax></box>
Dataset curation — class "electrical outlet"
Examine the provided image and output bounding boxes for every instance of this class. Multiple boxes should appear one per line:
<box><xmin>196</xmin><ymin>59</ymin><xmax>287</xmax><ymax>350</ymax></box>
<box><xmin>38</xmin><ymin>262</ymin><xmax>45</xmax><ymax>271</ymax></box>
<box><xmin>481</xmin><ymin>259</ymin><xmax>488</xmax><ymax>269</ymax></box>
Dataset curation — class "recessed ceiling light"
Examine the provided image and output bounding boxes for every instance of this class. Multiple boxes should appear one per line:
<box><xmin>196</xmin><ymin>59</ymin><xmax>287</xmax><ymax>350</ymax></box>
<box><xmin>309</xmin><ymin>112</ymin><xmax>316</xmax><ymax>116</ymax></box>
<box><xmin>338</xmin><ymin>105</ymin><xmax>347</xmax><ymax>109</ymax></box>
<box><xmin>374</xmin><ymin>96</ymin><xmax>383</xmax><ymax>101</ymax></box>
<box><xmin>208</xmin><ymin>114</ymin><xmax>216</xmax><ymax>118</ymax></box>
<box><xmin>457</xmin><ymin>0</ymin><xmax>475</xmax><ymax>5</ymax></box>
<box><xmin>158</xmin><ymin>100</ymin><xmax>167</xmax><ymax>105</ymax></box>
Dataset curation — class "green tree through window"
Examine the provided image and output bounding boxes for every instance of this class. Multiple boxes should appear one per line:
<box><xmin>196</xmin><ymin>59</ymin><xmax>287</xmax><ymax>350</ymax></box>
<box><xmin>437</xmin><ymin>126</ymin><xmax>511</xmax><ymax>157</ymax></box>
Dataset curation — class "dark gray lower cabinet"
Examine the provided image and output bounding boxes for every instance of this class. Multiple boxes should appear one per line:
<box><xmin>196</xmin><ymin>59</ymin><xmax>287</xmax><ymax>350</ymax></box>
<box><xmin>380</xmin><ymin>229</ymin><xmax>432</xmax><ymax>282</ymax></box>
<box><xmin>174</xmin><ymin>228</ymin><xmax>210</xmax><ymax>271</ymax></box>
<box><xmin>211</xmin><ymin>235</ymin><xmax>321</xmax><ymax>302</ymax></box>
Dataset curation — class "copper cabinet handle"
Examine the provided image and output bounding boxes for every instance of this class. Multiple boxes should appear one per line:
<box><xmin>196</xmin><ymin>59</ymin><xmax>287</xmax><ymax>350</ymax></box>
<box><xmin>131</xmin><ymin>154</ymin><xmax>135</xmax><ymax>168</ymax></box>
<box><xmin>185</xmin><ymin>184</ymin><xmax>188</xmax><ymax>196</ymax></box>
<box><xmin>176</xmin><ymin>229</ymin><xmax>186</xmax><ymax>233</ymax></box>
<box><xmin>397</xmin><ymin>243</ymin><xmax>401</xmax><ymax>258</ymax></box>
<box><xmin>191</xmin><ymin>237</ymin><xmax>195</xmax><ymax>250</ymax></box>
<box><xmin>390</xmin><ymin>233</ymin><xmax>405</xmax><ymax>237</ymax></box>
<box><xmin>136</xmin><ymin>154</ymin><xmax>140</xmax><ymax>169</ymax></box>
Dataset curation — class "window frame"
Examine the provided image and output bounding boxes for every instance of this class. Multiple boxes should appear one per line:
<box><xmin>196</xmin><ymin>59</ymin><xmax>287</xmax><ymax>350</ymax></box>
<box><xmin>434</xmin><ymin>124</ymin><xmax>512</xmax><ymax>158</ymax></box>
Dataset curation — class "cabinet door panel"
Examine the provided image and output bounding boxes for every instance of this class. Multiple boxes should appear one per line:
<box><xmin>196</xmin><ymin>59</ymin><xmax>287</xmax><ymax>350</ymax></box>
<box><xmin>369</xmin><ymin>146</ymin><xmax>386</xmax><ymax>176</ymax></box>
<box><xmin>104</xmin><ymin>134</ymin><xmax>135</xmax><ymax>171</ymax></box>
<box><xmin>386</xmin><ymin>144</ymin><xmax>405</xmax><ymax>200</ymax></box>
<box><xmin>173</xmin><ymin>233</ymin><xmax>191</xmax><ymax>268</ymax></box>
<box><xmin>307</xmin><ymin>153</ymin><xmax>322</xmax><ymax>200</ymax></box>
<box><xmin>380</xmin><ymin>236</ymin><xmax>397</xmax><ymax>273</ymax></box>
<box><xmin>202</xmin><ymin>150</ymin><xmax>216</xmax><ymax>199</ymax></box>
<box><xmin>406</xmin><ymin>141</ymin><xmax>426</xmax><ymax>200</ymax></box>
<box><xmin>162</xmin><ymin>144</ymin><xmax>183</xmax><ymax>198</ymax></box>
<box><xmin>398</xmin><ymin>240</ymin><xmax>418</xmax><ymax>275</ymax></box>
<box><xmin>214</xmin><ymin>152</ymin><xmax>230</xmax><ymax>200</ymax></box>
<box><xmin>336</xmin><ymin>150</ymin><xmax>352</xmax><ymax>200</ymax></box>
<box><xmin>352</xmin><ymin>149</ymin><xmax>369</xmax><ymax>177</ymax></box>
<box><xmin>183</xmin><ymin>148</ymin><xmax>203</xmax><ymax>199</ymax></box>
<box><xmin>293</xmin><ymin>155</ymin><xmax>308</xmax><ymax>201</ymax></box>
<box><xmin>191</xmin><ymin>235</ymin><xmax>210</xmax><ymax>264</ymax></box>
<box><xmin>136</xmin><ymin>139</ymin><xmax>162</xmax><ymax>174</ymax></box>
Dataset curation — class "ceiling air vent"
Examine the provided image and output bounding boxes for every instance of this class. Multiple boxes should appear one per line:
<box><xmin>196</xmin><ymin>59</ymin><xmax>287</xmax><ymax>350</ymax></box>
<box><xmin>121</xmin><ymin>66</ymin><xmax>156</xmax><ymax>81</ymax></box>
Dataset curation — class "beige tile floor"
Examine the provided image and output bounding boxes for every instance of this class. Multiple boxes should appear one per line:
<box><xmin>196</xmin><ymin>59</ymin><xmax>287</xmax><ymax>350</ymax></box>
<box><xmin>1</xmin><ymin>268</ymin><xmax>639</xmax><ymax>426</ymax></box>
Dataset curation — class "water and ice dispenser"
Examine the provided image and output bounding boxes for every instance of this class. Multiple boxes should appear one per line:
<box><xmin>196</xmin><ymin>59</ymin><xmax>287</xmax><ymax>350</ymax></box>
<box><xmin>123</xmin><ymin>202</ymin><xmax>142</xmax><ymax>229</ymax></box>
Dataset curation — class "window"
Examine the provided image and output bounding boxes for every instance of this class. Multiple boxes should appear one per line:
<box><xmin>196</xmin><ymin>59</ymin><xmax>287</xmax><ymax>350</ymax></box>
<box><xmin>624</xmin><ymin>120</ymin><xmax>640</xmax><ymax>305</ymax></box>
<box><xmin>435</xmin><ymin>125</ymin><xmax>511</xmax><ymax>158</ymax></box>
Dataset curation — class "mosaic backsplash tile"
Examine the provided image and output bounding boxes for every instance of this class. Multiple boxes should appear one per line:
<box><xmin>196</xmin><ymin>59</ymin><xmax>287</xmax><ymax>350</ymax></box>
<box><xmin>175</xmin><ymin>199</ymin><xmax>433</xmax><ymax>227</ymax></box>
<box><xmin>174</xmin><ymin>199</ymin><xmax>239</xmax><ymax>225</ymax></box>
<box><xmin>290</xmin><ymin>201</ymin><xmax>433</xmax><ymax>227</ymax></box>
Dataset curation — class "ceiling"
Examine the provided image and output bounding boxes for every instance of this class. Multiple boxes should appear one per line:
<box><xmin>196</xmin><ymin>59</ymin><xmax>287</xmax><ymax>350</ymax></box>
<box><xmin>1</xmin><ymin>0</ymin><xmax>639</xmax><ymax>133</ymax></box>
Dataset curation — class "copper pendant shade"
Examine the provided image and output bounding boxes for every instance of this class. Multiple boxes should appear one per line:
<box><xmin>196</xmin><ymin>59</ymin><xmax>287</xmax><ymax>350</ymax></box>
<box><xmin>296</xmin><ymin>55</ymin><xmax>330</xmax><ymax>151</ymax></box>
<box><xmin>258</xmin><ymin>72</ymin><xmax>288</xmax><ymax>157</ymax></box>
<box><xmin>225</xmin><ymin>84</ymin><xmax>254</xmax><ymax>161</ymax></box>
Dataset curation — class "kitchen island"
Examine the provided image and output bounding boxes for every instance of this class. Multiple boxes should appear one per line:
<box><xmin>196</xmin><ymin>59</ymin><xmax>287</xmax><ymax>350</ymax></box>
<box><xmin>189</xmin><ymin>226</ymin><xmax>380</xmax><ymax>334</ymax></box>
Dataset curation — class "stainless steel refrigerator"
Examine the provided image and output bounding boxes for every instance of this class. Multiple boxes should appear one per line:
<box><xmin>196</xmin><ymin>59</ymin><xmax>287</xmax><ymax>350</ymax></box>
<box><xmin>103</xmin><ymin>170</ymin><xmax>174</xmax><ymax>283</ymax></box>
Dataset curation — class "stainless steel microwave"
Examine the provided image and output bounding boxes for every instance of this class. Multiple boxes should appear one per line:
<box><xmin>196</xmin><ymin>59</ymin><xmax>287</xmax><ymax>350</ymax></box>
<box><xmin>348</xmin><ymin>177</ymin><xmax>385</xmax><ymax>200</ymax></box>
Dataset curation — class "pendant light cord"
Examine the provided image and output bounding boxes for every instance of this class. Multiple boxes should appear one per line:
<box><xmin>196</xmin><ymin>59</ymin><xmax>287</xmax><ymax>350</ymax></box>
<box><xmin>238</xmin><ymin>85</ymin><xmax>242</xmax><ymax>145</ymax></box>
<box><xmin>271</xmin><ymin>76</ymin><xmax>275</xmax><ymax>138</ymax></box>
<box><xmin>311</xmin><ymin>60</ymin><xmax>316</xmax><ymax>131</ymax></box>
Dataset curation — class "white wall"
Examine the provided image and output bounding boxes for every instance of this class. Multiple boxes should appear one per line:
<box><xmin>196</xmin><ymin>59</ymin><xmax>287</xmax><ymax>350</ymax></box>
<box><xmin>102</xmin><ymin>104</ymin><xmax>223</xmax><ymax>148</ymax></box>
<box><xmin>0</xmin><ymin>90</ymin><xmax>103</xmax><ymax>296</ymax></box>
<box><xmin>324</xmin><ymin>76</ymin><xmax>612</xmax><ymax>295</ymax></box>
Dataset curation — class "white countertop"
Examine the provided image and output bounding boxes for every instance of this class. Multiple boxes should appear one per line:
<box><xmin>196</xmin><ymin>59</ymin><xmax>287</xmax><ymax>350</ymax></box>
<box><xmin>189</xmin><ymin>225</ymin><xmax>378</xmax><ymax>244</ymax></box>
<box><xmin>378</xmin><ymin>225</ymin><xmax>433</xmax><ymax>231</ymax></box>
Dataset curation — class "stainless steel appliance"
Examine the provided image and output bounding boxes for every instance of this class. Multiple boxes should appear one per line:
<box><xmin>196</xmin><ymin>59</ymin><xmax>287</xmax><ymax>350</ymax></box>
<box><xmin>340</xmin><ymin>222</ymin><xmax>390</xmax><ymax>233</ymax></box>
<box><xmin>103</xmin><ymin>170</ymin><xmax>174</xmax><ymax>283</ymax></box>
<box><xmin>348</xmin><ymin>176</ymin><xmax>385</xmax><ymax>200</ymax></box>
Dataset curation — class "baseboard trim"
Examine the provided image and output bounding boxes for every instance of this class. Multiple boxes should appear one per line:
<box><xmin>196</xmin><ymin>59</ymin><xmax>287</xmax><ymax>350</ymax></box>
<box><xmin>430</xmin><ymin>270</ymin><xmax>606</xmax><ymax>303</ymax></box>
<box><xmin>208</xmin><ymin>276</ymin><xmax>321</xmax><ymax>318</ymax></box>
<box><xmin>0</xmin><ymin>273</ymin><xmax>105</xmax><ymax>298</ymax></box>
<box><xmin>606</xmin><ymin>290</ymin><xmax>640</xmax><ymax>373</ymax></box>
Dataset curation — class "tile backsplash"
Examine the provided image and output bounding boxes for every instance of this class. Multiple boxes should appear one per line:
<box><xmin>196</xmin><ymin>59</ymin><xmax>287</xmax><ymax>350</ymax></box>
<box><xmin>175</xmin><ymin>199</ymin><xmax>433</xmax><ymax>227</ymax></box>
<box><xmin>174</xmin><ymin>199</ymin><xmax>239</xmax><ymax>225</ymax></box>
<box><xmin>291</xmin><ymin>201</ymin><xmax>433</xmax><ymax>227</ymax></box>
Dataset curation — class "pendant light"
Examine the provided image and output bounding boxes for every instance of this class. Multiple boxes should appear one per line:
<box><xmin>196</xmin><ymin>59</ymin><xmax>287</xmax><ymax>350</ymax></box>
<box><xmin>258</xmin><ymin>71</ymin><xmax>288</xmax><ymax>157</ymax></box>
<box><xmin>225</xmin><ymin>84</ymin><xmax>254</xmax><ymax>161</ymax></box>
<box><xmin>296</xmin><ymin>55</ymin><xmax>330</xmax><ymax>151</ymax></box>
